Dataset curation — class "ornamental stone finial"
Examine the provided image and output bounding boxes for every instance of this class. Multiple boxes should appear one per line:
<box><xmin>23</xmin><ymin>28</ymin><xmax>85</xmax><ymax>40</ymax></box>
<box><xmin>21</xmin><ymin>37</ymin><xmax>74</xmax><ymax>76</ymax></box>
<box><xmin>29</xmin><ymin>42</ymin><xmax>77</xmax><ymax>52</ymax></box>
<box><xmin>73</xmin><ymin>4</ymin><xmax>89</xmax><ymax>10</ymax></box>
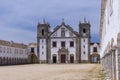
<box><xmin>62</xmin><ymin>18</ymin><xmax>65</xmax><ymax>25</ymax></box>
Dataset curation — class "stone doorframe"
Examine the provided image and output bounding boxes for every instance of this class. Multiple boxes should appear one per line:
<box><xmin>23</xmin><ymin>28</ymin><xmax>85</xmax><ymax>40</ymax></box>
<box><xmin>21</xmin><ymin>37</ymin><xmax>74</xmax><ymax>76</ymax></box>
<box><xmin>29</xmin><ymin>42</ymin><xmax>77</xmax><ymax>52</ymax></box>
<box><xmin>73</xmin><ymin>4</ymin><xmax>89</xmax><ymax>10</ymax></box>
<box><xmin>52</xmin><ymin>54</ymin><xmax>57</xmax><ymax>63</ymax></box>
<box><xmin>58</xmin><ymin>47</ymin><xmax>69</xmax><ymax>63</ymax></box>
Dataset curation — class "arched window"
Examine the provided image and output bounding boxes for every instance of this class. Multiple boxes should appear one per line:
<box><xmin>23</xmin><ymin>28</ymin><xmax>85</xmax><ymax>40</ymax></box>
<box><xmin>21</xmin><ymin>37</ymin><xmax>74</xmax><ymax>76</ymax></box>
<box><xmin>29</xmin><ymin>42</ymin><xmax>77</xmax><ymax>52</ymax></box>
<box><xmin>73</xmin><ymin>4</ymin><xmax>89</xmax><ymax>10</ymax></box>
<box><xmin>61</xmin><ymin>28</ymin><xmax>65</xmax><ymax>37</ymax></box>
<box><xmin>83</xmin><ymin>28</ymin><xmax>86</xmax><ymax>33</ymax></box>
<box><xmin>93</xmin><ymin>47</ymin><xmax>97</xmax><ymax>52</ymax></box>
<box><xmin>42</xmin><ymin>29</ymin><xmax>44</xmax><ymax>36</ymax></box>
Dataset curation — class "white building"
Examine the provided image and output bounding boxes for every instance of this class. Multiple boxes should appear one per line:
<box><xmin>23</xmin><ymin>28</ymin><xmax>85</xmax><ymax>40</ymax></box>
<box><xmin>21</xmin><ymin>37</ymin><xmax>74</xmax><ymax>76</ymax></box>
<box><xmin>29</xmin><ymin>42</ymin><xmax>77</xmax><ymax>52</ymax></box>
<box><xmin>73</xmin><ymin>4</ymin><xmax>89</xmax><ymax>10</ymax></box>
<box><xmin>28</xmin><ymin>43</ymin><xmax>38</xmax><ymax>63</ymax></box>
<box><xmin>90</xmin><ymin>43</ymin><xmax>100</xmax><ymax>63</ymax></box>
<box><xmin>100</xmin><ymin>0</ymin><xmax>120</xmax><ymax>79</ymax></box>
<box><xmin>0</xmin><ymin>40</ymin><xmax>29</xmax><ymax>65</ymax></box>
<box><xmin>37</xmin><ymin>19</ymin><xmax>99</xmax><ymax>64</ymax></box>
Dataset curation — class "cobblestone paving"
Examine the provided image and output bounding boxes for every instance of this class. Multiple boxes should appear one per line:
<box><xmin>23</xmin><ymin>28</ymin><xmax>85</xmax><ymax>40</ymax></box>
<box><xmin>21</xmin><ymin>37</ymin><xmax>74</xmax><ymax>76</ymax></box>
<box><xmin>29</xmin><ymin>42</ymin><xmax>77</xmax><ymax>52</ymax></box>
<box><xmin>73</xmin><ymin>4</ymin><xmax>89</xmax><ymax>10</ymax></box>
<box><xmin>0</xmin><ymin>64</ymin><xmax>102</xmax><ymax>80</ymax></box>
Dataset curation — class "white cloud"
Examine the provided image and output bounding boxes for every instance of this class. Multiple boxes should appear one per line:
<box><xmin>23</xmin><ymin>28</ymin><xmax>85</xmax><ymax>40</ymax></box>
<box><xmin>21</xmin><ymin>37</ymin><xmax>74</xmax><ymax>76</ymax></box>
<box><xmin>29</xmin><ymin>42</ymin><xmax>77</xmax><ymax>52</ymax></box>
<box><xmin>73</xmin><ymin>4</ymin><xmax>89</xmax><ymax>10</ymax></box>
<box><xmin>0</xmin><ymin>0</ymin><xmax>101</xmax><ymax>44</ymax></box>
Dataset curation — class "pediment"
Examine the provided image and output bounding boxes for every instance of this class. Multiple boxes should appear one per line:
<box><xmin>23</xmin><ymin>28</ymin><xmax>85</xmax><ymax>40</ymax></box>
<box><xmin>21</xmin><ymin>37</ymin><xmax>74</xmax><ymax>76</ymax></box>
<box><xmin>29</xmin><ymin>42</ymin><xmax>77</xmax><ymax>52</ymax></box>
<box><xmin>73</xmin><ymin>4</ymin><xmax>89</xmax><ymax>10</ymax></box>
<box><xmin>50</xmin><ymin>24</ymin><xmax>78</xmax><ymax>38</ymax></box>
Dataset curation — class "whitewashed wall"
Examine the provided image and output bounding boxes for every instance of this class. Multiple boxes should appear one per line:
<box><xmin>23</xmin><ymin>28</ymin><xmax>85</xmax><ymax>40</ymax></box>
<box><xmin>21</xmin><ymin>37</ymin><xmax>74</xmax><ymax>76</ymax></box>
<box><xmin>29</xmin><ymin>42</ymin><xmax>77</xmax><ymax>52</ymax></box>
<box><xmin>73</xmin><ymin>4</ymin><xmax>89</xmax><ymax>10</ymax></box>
<box><xmin>51</xmin><ymin>38</ymin><xmax>76</xmax><ymax>61</ymax></box>
<box><xmin>39</xmin><ymin>39</ymin><xmax>47</xmax><ymax>60</ymax></box>
<box><xmin>90</xmin><ymin>43</ymin><xmax>100</xmax><ymax>54</ymax></box>
<box><xmin>0</xmin><ymin>45</ymin><xmax>28</xmax><ymax>59</ymax></box>
<box><xmin>51</xmin><ymin>25</ymin><xmax>76</xmax><ymax>37</ymax></box>
<box><xmin>28</xmin><ymin>44</ymin><xmax>37</xmax><ymax>56</ymax></box>
<box><xmin>100</xmin><ymin>0</ymin><xmax>120</xmax><ymax>57</ymax></box>
<box><xmin>81</xmin><ymin>38</ymin><xmax>88</xmax><ymax>61</ymax></box>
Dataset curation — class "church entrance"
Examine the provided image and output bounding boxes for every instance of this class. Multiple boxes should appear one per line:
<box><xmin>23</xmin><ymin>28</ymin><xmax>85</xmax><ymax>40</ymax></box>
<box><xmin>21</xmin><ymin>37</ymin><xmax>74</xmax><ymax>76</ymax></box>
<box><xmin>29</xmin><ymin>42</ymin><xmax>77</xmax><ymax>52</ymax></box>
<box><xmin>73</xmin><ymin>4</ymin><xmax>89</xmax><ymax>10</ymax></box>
<box><xmin>61</xmin><ymin>54</ymin><xmax>66</xmax><ymax>63</ymax></box>
<box><xmin>53</xmin><ymin>55</ymin><xmax>57</xmax><ymax>63</ymax></box>
<box><xmin>70</xmin><ymin>55</ymin><xmax>74</xmax><ymax>63</ymax></box>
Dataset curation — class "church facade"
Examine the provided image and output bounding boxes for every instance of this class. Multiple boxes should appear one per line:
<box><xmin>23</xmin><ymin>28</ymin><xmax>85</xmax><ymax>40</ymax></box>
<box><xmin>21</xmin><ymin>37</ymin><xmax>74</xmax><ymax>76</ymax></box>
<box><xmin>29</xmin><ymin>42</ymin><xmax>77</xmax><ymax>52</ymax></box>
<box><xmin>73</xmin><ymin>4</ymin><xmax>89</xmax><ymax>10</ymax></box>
<box><xmin>37</xmin><ymin>19</ymin><xmax>98</xmax><ymax>64</ymax></box>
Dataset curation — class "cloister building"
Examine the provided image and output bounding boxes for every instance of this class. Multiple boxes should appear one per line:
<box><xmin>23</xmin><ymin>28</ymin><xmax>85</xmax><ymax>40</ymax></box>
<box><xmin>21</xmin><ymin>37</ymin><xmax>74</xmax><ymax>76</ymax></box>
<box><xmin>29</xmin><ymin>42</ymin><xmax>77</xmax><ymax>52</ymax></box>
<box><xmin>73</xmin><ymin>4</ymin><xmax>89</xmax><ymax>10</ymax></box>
<box><xmin>0</xmin><ymin>40</ymin><xmax>29</xmax><ymax>65</ymax></box>
<box><xmin>100</xmin><ymin>0</ymin><xmax>120</xmax><ymax>79</ymax></box>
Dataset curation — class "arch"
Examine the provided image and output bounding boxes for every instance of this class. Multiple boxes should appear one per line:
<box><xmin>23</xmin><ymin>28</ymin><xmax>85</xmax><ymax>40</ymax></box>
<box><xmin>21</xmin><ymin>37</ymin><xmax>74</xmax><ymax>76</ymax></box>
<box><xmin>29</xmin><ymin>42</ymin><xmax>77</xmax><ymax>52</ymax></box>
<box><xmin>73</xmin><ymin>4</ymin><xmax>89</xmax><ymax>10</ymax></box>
<box><xmin>52</xmin><ymin>54</ymin><xmax>57</xmax><ymax>63</ymax></box>
<box><xmin>2</xmin><ymin>57</ymin><xmax>5</xmax><ymax>65</ymax></box>
<box><xmin>28</xmin><ymin>54</ymin><xmax>38</xmax><ymax>64</ymax></box>
<box><xmin>6</xmin><ymin>57</ymin><xmax>9</xmax><ymax>65</ymax></box>
<box><xmin>90</xmin><ymin>53</ymin><xmax>100</xmax><ymax>63</ymax></box>
<box><xmin>70</xmin><ymin>54</ymin><xmax>74</xmax><ymax>63</ymax></box>
<box><xmin>9</xmin><ymin>58</ymin><xmax>12</xmax><ymax>65</ymax></box>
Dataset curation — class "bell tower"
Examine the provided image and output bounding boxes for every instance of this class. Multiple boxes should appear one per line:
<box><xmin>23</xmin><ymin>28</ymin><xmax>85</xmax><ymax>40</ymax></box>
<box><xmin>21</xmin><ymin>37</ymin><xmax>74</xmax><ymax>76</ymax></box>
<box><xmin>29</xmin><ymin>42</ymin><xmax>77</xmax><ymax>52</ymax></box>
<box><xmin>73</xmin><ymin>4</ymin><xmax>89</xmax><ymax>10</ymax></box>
<box><xmin>79</xmin><ymin>18</ymin><xmax>91</xmax><ymax>63</ymax></box>
<box><xmin>37</xmin><ymin>20</ymin><xmax>51</xmax><ymax>63</ymax></box>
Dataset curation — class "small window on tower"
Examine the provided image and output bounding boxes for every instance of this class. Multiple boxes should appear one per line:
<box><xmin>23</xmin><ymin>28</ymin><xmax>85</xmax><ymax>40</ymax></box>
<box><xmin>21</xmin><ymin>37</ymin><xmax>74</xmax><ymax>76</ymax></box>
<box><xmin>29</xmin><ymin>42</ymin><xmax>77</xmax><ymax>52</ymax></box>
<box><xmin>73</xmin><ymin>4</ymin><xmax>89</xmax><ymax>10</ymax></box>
<box><xmin>31</xmin><ymin>48</ymin><xmax>34</xmax><ymax>53</ymax></box>
<box><xmin>83</xmin><ymin>28</ymin><xmax>86</xmax><ymax>33</ymax></box>
<box><xmin>42</xmin><ymin>29</ymin><xmax>44</xmax><ymax>36</ymax></box>
<box><xmin>52</xmin><ymin>41</ymin><xmax>57</xmax><ymax>47</ymax></box>
<box><xmin>70</xmin><ymin>41</ymin><xmax>74</xmax><ymax>47</ymax></box>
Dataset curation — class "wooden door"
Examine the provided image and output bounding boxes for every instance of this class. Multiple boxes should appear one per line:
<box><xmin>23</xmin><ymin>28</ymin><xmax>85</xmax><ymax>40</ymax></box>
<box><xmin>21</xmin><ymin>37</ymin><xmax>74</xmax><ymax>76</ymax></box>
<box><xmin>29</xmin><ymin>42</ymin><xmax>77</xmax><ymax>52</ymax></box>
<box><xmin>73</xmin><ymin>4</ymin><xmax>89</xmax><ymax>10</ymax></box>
<box><xmin>61</xmin><ymin>54</ymin><xmax>66</xmax><ymax>63</ymax></box>
<box><xmin>70</xmin><ymin>55</ymin><xmax>74</xmax><ymax>63</ymax></box>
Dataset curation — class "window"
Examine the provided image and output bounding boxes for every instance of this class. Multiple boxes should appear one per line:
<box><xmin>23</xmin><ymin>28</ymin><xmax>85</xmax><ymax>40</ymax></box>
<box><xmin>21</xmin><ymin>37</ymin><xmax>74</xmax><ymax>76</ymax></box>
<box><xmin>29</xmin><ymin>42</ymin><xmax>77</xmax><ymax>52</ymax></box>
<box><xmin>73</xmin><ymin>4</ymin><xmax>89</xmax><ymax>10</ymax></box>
<box><xmin>83</xmin><ymin>28</ymin><xmax>86</xmax><ymax>33</ymax></box>
<box><xmin>93</xmin><ymin>47</ymin><xmax>97</xmax><ymax>52</ymax></box>
<box><xmin>4</xmin><ymin>47</ymin><xmax>6</xmax><ymax>53</ymax></box>
<box><xmin>83</xmin><ymin>39</ymin><xmax>85</xmax><ymax>42</ymax></box>
<box><xmin>42</xmin><ymin>46</ymin><xmax>44</xmax><ymax>48</ymax></box>
<box><xmin>42</xmin><ymin>52</ymin><xmax>44</xmax><ymax>55</ymax></box>
<box><xmin>10</xmin><ymin>48</ymin><xmax>11</xmax><ymax>53</ymax></box>
<box><xmin>7</xmin><ymin>48</ymin><xmax>9</xmax><ymax>53</ymax></box>
<box><xmin>61</xmin><ymin>41</ymin><xmax>65</xmax><ymax>47</ymax></box>
<box><xmin>42</xmin><ymin>29</ymin><xmax>44</xmax><ymax>36</ymax></box>
<box><xmin>69</xmin><ymin>32</ymin><xmax>73</xmax><ymax>37</ymax></box>
<box><xmin>42</xmin><ymin>39</ymin><xmax>44</xmax><ymax>42</ymax></box>
<box><xmin>31</xmin><ymin>48</ymin><xmax>34</xmax><ymax>53</ymax></box>
<box><xmin>61</xmin><ymin>28</ymin><xmax>65</xmax><ymax>37</ymax></box>
<box><xmin>83</xmin><ymin>51</ymin><xmax>85</xmax><ymax>54</ymax></box>
<box><xmin>52</xmin><ymin>41</ymin><xmax>57</xmax><ymax>47</ymax></box>
<box><xmin>0</xmin><ymin>47</ymin><xmax>2</xmax><ymax>53</ymax></box>
<box><xmin>83</xmin><ymin>45</ymin><xmax>85</xmax><ymax>48</ymax></box>
<box><xmin>70</xmin><ymin>41</ymin><xmax>74</xmax><ymax>47</ymax></box>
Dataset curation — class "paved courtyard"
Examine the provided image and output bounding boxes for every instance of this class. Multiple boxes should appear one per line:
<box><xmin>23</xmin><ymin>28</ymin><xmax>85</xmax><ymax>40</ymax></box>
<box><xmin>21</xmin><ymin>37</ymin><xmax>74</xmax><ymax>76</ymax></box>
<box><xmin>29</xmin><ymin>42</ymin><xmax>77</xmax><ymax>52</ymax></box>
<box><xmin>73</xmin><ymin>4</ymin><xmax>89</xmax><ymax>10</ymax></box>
<box><xmin>0</xmin><ymin>64</ymin><xmax>102</xmax><ymax>80</ymax></box>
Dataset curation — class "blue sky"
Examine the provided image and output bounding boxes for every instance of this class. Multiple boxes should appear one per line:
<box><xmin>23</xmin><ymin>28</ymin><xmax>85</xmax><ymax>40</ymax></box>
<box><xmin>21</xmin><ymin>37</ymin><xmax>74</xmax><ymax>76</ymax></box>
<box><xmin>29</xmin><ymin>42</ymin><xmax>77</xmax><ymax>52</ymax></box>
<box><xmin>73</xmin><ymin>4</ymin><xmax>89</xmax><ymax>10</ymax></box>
<box><xmin>0</xmin><ymin>0</ymin><xmax>101</xmax><ymax>44</ymax></box>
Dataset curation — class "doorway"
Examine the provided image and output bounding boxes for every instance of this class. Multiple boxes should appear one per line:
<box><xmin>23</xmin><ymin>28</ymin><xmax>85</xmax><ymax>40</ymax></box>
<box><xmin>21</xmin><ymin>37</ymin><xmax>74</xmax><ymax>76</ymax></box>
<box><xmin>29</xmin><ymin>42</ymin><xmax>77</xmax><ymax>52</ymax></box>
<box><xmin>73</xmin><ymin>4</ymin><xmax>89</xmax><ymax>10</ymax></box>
<box><xmin>53</xmin><ymin>55</ymin><xmax>57</xmax><ymax>63</ymax></box>
<box><xmin>70</xmin><ymin>55</ymin><xmax>74</xmax><ymax>63</ymax></box>
<box><xmin>61</xmin><ymin>54</ymin><xmax>66</xmax><ymax>63</ymax></box>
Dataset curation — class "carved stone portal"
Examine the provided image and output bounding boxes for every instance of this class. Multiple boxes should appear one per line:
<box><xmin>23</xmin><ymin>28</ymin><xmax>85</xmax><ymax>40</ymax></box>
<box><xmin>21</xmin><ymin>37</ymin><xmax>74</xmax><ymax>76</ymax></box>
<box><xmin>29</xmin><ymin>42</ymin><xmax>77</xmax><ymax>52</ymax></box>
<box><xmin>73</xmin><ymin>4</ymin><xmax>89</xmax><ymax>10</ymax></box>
<box><xmin>58</xmin><ymin>47</ymin><xmax>69</xmax><ymax>63</ymax></box>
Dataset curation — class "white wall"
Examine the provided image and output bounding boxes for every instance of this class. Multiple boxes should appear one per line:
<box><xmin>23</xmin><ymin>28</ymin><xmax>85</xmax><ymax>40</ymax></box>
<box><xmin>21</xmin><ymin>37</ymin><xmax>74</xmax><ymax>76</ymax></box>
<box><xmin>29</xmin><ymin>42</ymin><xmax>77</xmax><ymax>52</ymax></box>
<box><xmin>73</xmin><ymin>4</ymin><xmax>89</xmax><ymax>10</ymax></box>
<box><xmin>51</xmin><ymin>38</ymin><xmax>76</xmax><ymax>61</ymax></box>
<box><xmin>51</xmin><ymin>25</ymin><xmax>76</xmax><ymax>37</ymax></box>
<box><xmin>81</xmin><ymin>38</ymin><xmax>89</xmax><ymax>61</ymax></box>
<box><xmin>90</xmin><ymin>43</ymin><xmax>100</xmax><ymax>54</ymax></box>
<box><xmin>100</xmin><ymin>0</ymin><xmax>120</xmax><ymax>57</ymax></box>
<box><xmin>39</xmin><ymin>39</ymin><xmax>47</xmax><ymax>60</ymax></box>
<box><xmin>0</xmin><ymin>45</ymin><xmax>28</xmax><ymax>59</ymax></box>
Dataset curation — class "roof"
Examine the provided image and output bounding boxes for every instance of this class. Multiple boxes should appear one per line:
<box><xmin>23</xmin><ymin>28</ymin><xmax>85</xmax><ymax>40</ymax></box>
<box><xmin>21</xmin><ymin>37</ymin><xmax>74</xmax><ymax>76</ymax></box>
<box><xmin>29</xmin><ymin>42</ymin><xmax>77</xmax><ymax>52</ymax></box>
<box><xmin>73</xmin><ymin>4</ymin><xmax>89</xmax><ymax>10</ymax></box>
<box><xmin>50</xmin><ymin>22</ymin><xmax>79</xmax><ymax>37</ymax></box>
<box><xmin>0</xmin><ymin>40</ymin><xmax>27</xmax><ymax>49</ymax></box>
<box><xmin>28</xmin><ymin>43</ymin><xmax>37</xmax><ymax>46</ymax></box>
